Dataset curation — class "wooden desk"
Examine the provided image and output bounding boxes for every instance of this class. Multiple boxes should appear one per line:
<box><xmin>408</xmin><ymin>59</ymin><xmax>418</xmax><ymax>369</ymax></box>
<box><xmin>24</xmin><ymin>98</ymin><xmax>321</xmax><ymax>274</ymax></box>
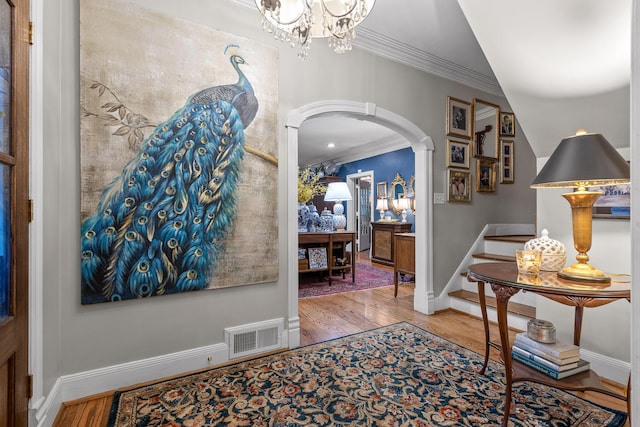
<box><xmin>298</xmin><ymin>232</ymin><xmax>355</xmax><ymax>285</ymax></box>
<box><xmin>393</xmin><ymin>233</ymin><xmax>414</xmax><ymax>297</ymax></box>
<box><xmin>467</xmin><ymin>262</ymin><xmax>630</xmax><ymax>427</ymax></box>
<box><xmin>370</xmin><ymin>221</ymin><xmax>412</xmax><ymax>266</ymax></box>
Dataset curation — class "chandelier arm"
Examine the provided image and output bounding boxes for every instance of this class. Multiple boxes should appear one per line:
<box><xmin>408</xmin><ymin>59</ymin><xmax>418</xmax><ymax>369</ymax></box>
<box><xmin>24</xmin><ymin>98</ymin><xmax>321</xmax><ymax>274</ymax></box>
<box><xmin>258</xmin><ymin>0</ymin><xmax>309</xmax><ymax>27</ymax></box>
<box><xmin>319</xmin><ymin>0</ymin><xmax>359</xmax><ymax>19</ymax></box>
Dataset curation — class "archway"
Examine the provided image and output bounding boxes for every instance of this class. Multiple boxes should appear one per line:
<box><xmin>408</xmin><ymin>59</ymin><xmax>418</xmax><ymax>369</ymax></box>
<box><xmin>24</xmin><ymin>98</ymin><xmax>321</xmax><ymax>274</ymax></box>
<box><xmin>286</xmin><ymin>101</ymin><xmax>435</xmax><ymax>347</ymax></box>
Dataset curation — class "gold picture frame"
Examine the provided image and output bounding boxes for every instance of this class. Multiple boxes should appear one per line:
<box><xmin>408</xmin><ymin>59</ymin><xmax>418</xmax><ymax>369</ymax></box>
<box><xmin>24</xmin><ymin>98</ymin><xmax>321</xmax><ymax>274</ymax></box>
<box><xmin>447</xmin><ymin>169</ymin><xmax>471</xmax><ymax>202</ymax></box>
<box><xmin>476</xmin><ymin>159</ymin><xmax>496</xmax><ymax>192</ymax></box>
<box><xmin>472</xmin><ymin>98</ymin><xmax>500</xmax><ymax>161</ymax></box>
<box><xmin>500</xmin><ymin>140</ymin><xmax>514</xmax><ymax>184</ymax></box>
<box><xmin>446</xmin><ymin>139</ymin><xmax>470</xmax><ymax>169</ymax></box>
<box><xmin>446</xmin><ymin>96</ymin><xmax>471</xmax><ymax>140</ymax></box>
<box><xmin>500</xmin><ymin>112</ymin><xmax>515</xmax><ymax>137</ymax></box>
<box><xmin>376</xmin><ymin>181</ymin><xmax>387</xmax><ymax>199</ymax></box>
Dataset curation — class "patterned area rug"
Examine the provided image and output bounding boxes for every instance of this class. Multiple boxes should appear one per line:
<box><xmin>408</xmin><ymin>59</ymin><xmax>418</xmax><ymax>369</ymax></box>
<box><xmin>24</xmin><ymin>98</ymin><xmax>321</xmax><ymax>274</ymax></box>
<box><xmin>298</xmin><ymin>262</ymin><xmax>412</xmax><ymax>298</ymax></box>
<box><xmin>108</xmin><ymin>323</ymin><xmax>626</xmax><ymax>426</ymax></box>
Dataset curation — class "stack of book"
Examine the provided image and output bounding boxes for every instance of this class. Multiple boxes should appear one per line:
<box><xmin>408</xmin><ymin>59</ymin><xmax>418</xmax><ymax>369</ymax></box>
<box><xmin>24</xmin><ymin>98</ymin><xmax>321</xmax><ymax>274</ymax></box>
<box><xmin>511</xmin><ymin>332</ymin><xmax>590</xmax><ymax>379</ymax></box>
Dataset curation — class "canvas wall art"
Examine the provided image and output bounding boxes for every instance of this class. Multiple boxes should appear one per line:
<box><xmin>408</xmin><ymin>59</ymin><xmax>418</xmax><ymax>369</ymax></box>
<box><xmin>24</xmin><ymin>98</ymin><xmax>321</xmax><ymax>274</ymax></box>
<box><xmin>80</xmin><ymin>0</ymin><xmax>279</xmax><ymax>304</ymax></box>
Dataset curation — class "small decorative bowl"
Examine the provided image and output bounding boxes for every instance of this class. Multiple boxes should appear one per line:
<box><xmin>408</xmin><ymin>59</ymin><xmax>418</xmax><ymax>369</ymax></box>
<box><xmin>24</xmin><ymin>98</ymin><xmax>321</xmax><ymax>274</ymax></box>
<box><xmin>516</xmin><ymin>250</ymin><xmax>542</xmax><ymax>275</ymax></box>
<box><xmin>527</xmin><ymin>319</ymin><xmax>556</xmax><ymax>343</ymax></box>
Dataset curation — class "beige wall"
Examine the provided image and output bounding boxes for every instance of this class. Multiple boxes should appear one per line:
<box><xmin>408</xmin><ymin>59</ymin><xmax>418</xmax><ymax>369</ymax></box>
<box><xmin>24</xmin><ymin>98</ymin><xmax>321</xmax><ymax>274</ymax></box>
<box><xmin>41</xmin><ymin>0</ymin><xmax>536</xmax><ymax>395</ymax></box>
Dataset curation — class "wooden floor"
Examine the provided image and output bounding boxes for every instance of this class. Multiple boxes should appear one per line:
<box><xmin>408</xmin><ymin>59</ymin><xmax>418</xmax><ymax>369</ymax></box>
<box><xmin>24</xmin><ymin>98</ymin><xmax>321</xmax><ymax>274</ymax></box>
<box><xmin>54</xmin><ymin>253</ymin><xmax>629</xmax><ymax>426</ymax></box>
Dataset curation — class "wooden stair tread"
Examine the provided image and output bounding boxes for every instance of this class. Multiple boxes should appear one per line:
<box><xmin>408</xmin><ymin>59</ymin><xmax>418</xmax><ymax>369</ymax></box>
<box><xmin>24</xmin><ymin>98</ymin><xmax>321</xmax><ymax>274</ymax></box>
<box><xmin>472</xmin><ymin>252</ymin><xmax>516</xmax><ymax>262</ymax></box>
<box><xmin>449</xmin><ymin>289</ymin><xmax>536</xmax><ymax>319</ymax></box>
<box><xmin>484</xmin><ymin>235</ymin><xmax>534</xmax><ymax>243</ymax></box>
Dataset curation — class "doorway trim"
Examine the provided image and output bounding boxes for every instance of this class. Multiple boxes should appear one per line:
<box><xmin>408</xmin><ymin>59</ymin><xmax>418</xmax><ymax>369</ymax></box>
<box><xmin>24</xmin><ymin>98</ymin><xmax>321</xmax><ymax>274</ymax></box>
<box><xmin>286</xmin><ymin>100</ymin><xmax>435</xmax><ymax>348</ymax></box>
<box><xmin>346</xmin><ymin>170</ymin><xmax>375</xmax><ymax>252</ymax></box>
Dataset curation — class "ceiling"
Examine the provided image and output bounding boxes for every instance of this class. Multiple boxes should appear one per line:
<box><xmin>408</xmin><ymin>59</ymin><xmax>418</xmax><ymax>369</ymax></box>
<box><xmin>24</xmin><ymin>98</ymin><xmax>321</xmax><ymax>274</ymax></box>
<box><xmin>232</xmin><ymin>0</ymin><xmax>632</xmax><ymax>163</ymax></box>
<box><xmin>458</xmin><ymin>0</ymin><xmax>631</xmax><ymax>157</ymax></box>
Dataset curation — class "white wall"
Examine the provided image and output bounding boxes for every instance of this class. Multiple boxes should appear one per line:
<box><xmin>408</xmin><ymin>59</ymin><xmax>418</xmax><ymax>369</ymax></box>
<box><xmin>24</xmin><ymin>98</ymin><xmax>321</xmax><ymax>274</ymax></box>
<box><xmin>40</xmin><ymin>0</ymin><xmax>537</xmax><ymax>404</ymax></box>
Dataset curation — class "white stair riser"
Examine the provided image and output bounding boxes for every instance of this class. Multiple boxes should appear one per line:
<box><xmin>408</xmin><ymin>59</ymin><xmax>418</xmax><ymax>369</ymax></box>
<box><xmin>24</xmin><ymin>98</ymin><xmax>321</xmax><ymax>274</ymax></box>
<box><xmin>469</xmin><ymin>258</ymin><xmax>502</xmax><ymax>264</ymax></box>
<box><xmin>449</xmin><ymin>297</ymin><xmax>530</xmax><ymax>331</ymax></box>
<box><xmin>462</xmin><ymin>277</ymin><xmax>537</xmax><ymax>307</ymax></box>
<box><xmin>483</xmin><ymin>240</ymin><xmax>525</xmax><ymax>257</ymax></box>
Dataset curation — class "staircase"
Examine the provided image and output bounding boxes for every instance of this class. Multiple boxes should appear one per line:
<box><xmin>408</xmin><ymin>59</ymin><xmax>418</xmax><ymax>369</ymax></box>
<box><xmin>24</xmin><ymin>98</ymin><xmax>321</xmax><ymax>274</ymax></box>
<box><xmin>446</xmin><ymin>225</ymin><xmax>536</xmax><ymax>331</ymax></box>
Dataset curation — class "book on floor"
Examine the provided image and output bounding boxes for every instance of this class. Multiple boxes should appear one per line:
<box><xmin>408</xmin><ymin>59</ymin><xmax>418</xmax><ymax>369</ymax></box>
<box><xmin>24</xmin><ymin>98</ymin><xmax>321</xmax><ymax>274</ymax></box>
<box><xmin>511</xmin><ymin>350</ymin><xmax>590</xmax><ymax>379</ymax></box>
<box><xmin>514</xmin><ymin>332</ymin><xmax>580</xmax><ymax>360</ymax></box>
<box><xmin>512</xmin><ymin>345</ymin><xmax>579</xmax><ymax>371</ymax></box>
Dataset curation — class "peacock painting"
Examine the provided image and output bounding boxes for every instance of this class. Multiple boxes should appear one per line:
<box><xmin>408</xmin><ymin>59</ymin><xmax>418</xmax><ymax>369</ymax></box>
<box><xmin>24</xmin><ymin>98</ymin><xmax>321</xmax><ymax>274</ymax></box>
<box><xmin>80</xmin><ymin>2</ymin><xmax>279</xmax><ymax>304</ymax></box>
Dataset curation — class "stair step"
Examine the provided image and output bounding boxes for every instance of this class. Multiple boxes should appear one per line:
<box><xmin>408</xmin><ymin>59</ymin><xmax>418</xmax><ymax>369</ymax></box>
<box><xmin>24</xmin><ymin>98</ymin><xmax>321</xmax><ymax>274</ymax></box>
<box><xmin>449</xmin><ymin>289</ymin><xmax>536</xmax><ymax>319</ymax></box>
<box><xmin>484</xmin><ymin>234</ymin><xmax>534</xmax><ymax>243</ymax></box>
<box><xmin>472</xmin><ymin>252</ymin><xmax>516</xmax><ymax>262</ymax></box>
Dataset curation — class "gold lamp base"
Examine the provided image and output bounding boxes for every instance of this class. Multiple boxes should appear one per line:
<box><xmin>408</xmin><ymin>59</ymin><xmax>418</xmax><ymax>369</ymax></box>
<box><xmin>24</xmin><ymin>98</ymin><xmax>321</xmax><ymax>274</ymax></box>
<box><xmin>559</xmin><ymin>190</ymin><xmax>611</xmax><ymax>285</ymax></box>
<box><xmin>557</xmin><ymin>262</ymin><xmax>611</xmax><ymax>284</ymax></box>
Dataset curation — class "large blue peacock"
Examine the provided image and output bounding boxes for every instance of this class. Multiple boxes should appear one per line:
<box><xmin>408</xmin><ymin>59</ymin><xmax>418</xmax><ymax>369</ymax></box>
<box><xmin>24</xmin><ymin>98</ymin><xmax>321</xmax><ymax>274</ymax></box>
<box><xmin>81</xmin><ymin>48</ymin><xmax>260</xmax><ymax>304</ymax></box>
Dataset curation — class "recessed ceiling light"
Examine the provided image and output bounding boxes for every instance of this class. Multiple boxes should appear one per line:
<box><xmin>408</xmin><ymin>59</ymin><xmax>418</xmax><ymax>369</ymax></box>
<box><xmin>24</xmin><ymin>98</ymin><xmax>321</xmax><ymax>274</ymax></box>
<box><xmin>328</xmin><ymin>142</ymin><xmax>335</xmax><ymax>148</ymax></box>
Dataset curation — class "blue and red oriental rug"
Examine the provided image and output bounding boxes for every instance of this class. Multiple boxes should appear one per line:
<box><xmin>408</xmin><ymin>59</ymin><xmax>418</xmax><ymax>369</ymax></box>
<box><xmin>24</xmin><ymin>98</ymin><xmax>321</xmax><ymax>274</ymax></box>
<box><xmin>108</xmin><ymin>322</ymin><xmax>626</xmax><ymax>426</ymax></box>
<box><xmin>298</xmin><ymin>262</ymin><xmax>411</xmax><ymax>298</ymax></box>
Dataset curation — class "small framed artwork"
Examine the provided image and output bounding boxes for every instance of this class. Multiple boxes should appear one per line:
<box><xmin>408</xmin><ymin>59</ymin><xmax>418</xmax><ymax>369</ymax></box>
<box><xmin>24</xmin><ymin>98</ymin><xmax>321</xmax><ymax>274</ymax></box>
<box><xmin>446</xmin><ymin>139</ymin><xmax>470</xmax><ymax>169</ymax></box>
<box><xmin>500</xmin><ymin>112</ymin><xmax>515</xmax><ymax>137</ymax></box>
<box><xmin>308</xmin><ymin>247</ymin><xmax>328</xmax><ymax>269</ymax></box>
<box><xmin>591</xmin><ymin>183</ymin><xmax>630</xmax><ymax>219</ymax></box>
<box><xmin>476</xmin><ymin>159</ymin><xmax>496</xmax><ymax>192</ymax></box>
<box><xmin>377</xmin><ymin>181</ymin><xmax>387</xmax><ymax>199</ymax></box>
<box><xmin>446</xmin><ymin>96</ymin><xmax>472</xmax><ymax>140</ymax></box>
<box><xmin>447</xmin><ymin>169</ymin><xmax>471</xmax><ymax>203</ymax></box>
<box><xmin>500</xmin><ymin>140</ymin><xmax>514</xmax><ymax>184</ymax></box>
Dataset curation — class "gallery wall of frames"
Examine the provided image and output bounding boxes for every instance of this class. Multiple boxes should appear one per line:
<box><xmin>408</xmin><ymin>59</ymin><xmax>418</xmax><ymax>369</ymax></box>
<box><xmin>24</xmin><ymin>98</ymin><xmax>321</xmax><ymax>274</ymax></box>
<box><xmin>445</xmin><ymin>96</ymin><xmax>516</xmax><ymax>203</ymax></box>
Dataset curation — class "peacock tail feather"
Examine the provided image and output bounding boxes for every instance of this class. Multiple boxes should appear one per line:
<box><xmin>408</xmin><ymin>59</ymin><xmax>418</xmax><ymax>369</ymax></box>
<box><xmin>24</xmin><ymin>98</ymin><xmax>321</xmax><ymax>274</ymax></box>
<box><xmin>81</xmin><ymin>99</ymin><xmax>246</xmax><ymax>303</ymax></box>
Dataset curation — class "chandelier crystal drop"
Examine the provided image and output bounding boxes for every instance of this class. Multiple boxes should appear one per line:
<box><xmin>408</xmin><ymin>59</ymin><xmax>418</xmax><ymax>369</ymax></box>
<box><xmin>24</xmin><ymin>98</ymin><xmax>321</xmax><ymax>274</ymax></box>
<box><xmin>256</xmin><ymin>0</ymin><xmax>376</xmax><ymax>59</ymax></box>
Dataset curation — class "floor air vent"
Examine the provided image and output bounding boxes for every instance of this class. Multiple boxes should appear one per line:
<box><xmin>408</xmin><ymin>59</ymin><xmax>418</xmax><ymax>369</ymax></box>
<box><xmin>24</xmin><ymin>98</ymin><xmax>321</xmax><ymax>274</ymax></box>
<box><xmin>225</xmin><ymin>318</ymin><xmax>284</xmax><ymax>359</ymax></box>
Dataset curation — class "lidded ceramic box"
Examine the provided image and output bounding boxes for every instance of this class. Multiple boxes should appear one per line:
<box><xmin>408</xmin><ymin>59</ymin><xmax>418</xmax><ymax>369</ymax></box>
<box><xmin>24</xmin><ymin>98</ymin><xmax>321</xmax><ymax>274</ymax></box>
<box><xmin>524</xmin><ymin>229</ymin><xmax>566</xmax><ymax>272</ymax></box>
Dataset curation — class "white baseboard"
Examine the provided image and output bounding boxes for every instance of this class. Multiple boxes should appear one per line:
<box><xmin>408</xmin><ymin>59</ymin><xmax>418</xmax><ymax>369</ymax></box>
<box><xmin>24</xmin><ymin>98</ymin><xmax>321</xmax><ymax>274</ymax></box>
<box><xmin>448</xmin><ymin>296</ymin><xmax>530</xmax><ymax>332</ymax></box>
<box><xmin>582</xmin><ymin>348</ymin><xmax>631</xmax><ymax>386</ymax></box>
<box><xmin>34</xmin><ymin>330</ymin><xmax>289</xmax><ymax>427</ymax></box>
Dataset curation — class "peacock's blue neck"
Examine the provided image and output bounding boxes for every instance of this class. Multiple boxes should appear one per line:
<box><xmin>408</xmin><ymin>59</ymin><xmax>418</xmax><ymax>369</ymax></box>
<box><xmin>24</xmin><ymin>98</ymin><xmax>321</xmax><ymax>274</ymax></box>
<box><xmin>231</xmin><ymin>55</ymin><xmax>254</xmax><ymax>95</ymax></box>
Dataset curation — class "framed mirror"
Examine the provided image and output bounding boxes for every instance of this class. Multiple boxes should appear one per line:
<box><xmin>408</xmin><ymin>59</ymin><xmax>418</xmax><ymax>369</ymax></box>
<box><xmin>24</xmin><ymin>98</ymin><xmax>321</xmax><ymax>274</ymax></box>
<box><xmin>409</xmin><ymin>175</ymin><xmax>415</xmax><ymax>214</ymax></box>
<box><xmin>472</xmin><ymin>99</ymin><xmax>500</xmax><ymax>161</ymax></box>
<box><xmin>389</xmin><ymin>173</ymin><xmax>407</xmax><ymax>214</ymax></box>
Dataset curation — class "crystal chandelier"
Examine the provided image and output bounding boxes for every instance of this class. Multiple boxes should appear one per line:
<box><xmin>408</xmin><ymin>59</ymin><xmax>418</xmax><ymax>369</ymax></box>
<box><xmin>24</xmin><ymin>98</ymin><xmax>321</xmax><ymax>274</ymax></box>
<box><xmin>255</xmin><ymin>0</ymin><xmax>376</xmax><ymax>59</ymax></box>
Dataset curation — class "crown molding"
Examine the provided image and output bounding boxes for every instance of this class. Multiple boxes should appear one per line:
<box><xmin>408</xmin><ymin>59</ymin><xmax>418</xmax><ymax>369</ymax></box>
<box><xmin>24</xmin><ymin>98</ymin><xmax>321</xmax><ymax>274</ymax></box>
<box><xmin>227</xmin><ymin>0</ymin><xmax>503</xmax><ymax>96</ymax></box>
<box><xmin>306</xmin><ymin>134</ymin><xmax>411</xmax><ymax>167</ymax></box>
<box><xmin>353</xmin><ymin>27</ymin><xmax>503</xmax><ymax>97</ymax></box>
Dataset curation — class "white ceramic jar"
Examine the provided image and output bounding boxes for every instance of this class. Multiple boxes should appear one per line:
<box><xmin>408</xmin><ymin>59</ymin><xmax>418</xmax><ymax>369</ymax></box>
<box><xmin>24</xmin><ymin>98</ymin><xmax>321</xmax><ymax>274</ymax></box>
<box><xmin>524</xmin><ymin>229</ymin><xmax>567</xmax><ymax>272</ymax></box>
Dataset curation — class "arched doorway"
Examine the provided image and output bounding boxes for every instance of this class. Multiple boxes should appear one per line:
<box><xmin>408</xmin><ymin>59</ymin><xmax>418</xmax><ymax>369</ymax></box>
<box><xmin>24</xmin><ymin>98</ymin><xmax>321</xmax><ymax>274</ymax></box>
<box><xmin>286</xmin><ymin>101</ymin><xmax>435</xmax><ymax>347</ymax></box>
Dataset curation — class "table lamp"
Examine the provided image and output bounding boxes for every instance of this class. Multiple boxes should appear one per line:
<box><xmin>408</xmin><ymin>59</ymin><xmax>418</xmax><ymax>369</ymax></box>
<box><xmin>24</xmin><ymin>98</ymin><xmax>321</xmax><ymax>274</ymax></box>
<box><xmin>397</xmin><ymin>197</ymin><xmax>412</xmax><ymax>222</ymax></box>
<box><xmin>531</xmin><ymin>130</ymin><xmax>630</xmax><ymax>283</ymax></box>
<box><xmin>324</xmin><ymin>182</ymin><xmax>353</xmax><ymax>231</ymax></box>
<box><xmin>375</xmin><ymin>198</ymin><xmax>389</xmax><ymax>221</ymax></box>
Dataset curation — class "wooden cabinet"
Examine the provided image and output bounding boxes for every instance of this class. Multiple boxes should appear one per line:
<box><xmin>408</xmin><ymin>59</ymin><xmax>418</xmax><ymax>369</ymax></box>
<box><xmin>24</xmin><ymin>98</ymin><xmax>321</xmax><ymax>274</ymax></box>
<box><xmin>298</xmin><ymin>232</ymin><xmax>355</xmax><ymax>285</ymax></box>
<box><xmin>370</xmin><ymin>221</ymin><xmax>412</xmax><ymax>266</ymax></box>
<box><xmin>394</xmin><ymin>233</ymin><xmax>415</xmax><ymax>297</ymax></box>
